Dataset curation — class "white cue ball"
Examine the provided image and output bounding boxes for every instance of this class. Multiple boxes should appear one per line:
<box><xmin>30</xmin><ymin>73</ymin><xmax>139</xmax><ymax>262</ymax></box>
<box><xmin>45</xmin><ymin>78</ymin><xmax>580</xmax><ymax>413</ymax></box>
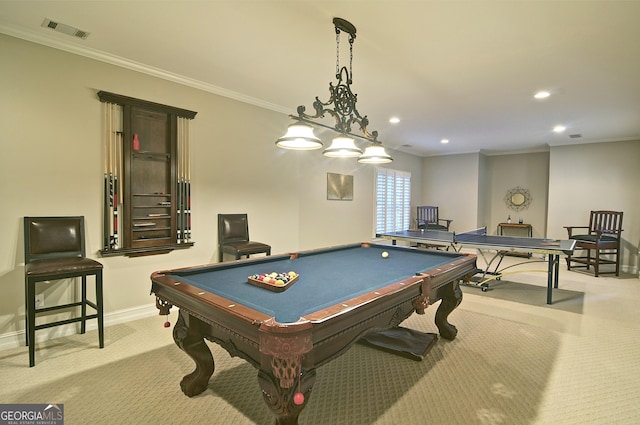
<box><xmin>381</xmin><ymin>251</ymin><xmax>389</xmax><ymax>258</ymax></box>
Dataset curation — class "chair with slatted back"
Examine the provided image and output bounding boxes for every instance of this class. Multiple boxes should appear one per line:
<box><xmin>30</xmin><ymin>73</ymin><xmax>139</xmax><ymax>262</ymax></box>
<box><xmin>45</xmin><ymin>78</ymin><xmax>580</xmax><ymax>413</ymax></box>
<box><xmin>218</xmin><ymin>214</ymin><xmax>271</xmax><ymax>262</ymax></box>
<box><xmin>416</xmin><ymin>206</ymin><xmax>452</xmax><ymax>231</ymax></box>
<box><xmin>564</xmin><ymin>210</ymin><xmax>623</xmax><ymax>277</ymax></box>
<box><xmin>23</xmin><ymin>216</ymin><xmax>104</xmax><ymax>366</ymax></box>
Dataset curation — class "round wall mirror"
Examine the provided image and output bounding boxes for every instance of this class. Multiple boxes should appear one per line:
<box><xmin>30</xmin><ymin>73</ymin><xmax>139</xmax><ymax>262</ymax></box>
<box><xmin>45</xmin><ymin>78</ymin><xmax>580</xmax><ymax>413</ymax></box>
<box><xmin>511</xmin><ymin>192</ymin><xmax>525</xmax><ymax>206</ymax></box>
<box><xmin>505</xmin><ymin>187</ymin><xmax>532</xmax><ymax>211</ymax></box>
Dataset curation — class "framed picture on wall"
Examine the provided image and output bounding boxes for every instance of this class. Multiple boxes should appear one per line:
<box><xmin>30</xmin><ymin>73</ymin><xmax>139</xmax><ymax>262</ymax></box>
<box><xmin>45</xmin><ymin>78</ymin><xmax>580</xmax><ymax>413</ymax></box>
<box><xmin>327</xmin><ymin>173</ymin><xmax>353</xmax><ymax>201</ymax></box>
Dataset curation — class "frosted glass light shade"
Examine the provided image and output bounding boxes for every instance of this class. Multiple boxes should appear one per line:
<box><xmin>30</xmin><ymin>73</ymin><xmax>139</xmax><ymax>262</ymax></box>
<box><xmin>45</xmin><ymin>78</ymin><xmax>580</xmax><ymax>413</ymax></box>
<box><xmin>276</xmin><ymin>123</ymin><xmax>323</xmax><ymax>150</ymax></box>
<box><xmin>323</xmin><ymin>136</ymin><xmax>362</xmax><ymax>158</ymax></box>
<box><xmin>357</xmin><ymin>144</ymin><xmax>393</xmax><ymax>164</ymax></box>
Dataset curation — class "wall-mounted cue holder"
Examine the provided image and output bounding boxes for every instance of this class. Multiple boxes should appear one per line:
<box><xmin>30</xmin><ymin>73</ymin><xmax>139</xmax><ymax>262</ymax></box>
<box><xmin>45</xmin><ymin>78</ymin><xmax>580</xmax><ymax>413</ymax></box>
<box><xmin>98</xmin><ymin>90</ymin><xmax>197</xmax><ymax>257</ymax></box>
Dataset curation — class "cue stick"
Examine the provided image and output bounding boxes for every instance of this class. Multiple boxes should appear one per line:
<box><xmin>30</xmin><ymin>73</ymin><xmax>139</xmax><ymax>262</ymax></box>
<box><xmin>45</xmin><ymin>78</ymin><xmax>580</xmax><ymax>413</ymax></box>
<box><xmin>186</xmin><ymin>119</ymin><xmax>191</xmax><ymax>242</ymax></box>
<box><xmin>109</xmin><ymin>103</ymin><xmax>117</xmax><ymax>248</ymax></box>
<box><xmin>111</xmin><ymin>104</ymin><xmax>117</xmax><ymax>249</ymax></box>
<box><xmin>117</xmin><ymin>105</ymin><xmax>124</xmax><ymax>207</ymax></box>
<box><xmin>180</xmin><ymin>117</ymin><xmax>186</xmax><ymax>242</ymax></box>
<box><xmin>106</xmin><ymin>103</ymin><xmax>116</xmax><ymax>249</ymax></box>
<box><xmin>177</xmin><ymin>119</ymin><xmax>183</xmax><ymax>243</ymax></box>
<box><xmin>113</xmin><ymin>181</ymin><xmax>118</xmax><ymax>248</ymax></box>
<box><xmin>103</xmin><ymin>102</ymin><xmax>109</xmax><ymax>250</ymax></box>
<box><xmin>182</xmin><ymin>178</ymin><xmax>186</xmax><ymax>242</ymax></box>
<box><xmin>116</xmin><ymin>105</ymin><xmax>124</xmax><ymax>248</ymax></box>
<box><xmin>179</xmin><ymin>123</ymin><xmax>183</xmax><ymax>242</ymax></box>
<box><xmin>107</xmin><ymin>103</ymin><xmax>113</xmax><ymax>248</ymax></box>
<box><xmin>114</xmin><ymin>106</ymin><xmax>123</xmax><ymax>248</ymax></box>
<box><xmin>178</xmin><ymin>119</ymin><xmax>184</xmax><ymax>243</ymax></box>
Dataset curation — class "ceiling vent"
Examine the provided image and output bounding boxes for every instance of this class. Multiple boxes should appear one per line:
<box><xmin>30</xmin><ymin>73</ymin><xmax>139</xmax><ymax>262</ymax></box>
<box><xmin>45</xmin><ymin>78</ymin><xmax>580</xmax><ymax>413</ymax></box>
<box><xmin>41</xmin><ymin>18</ymin><xmax>90</xmax><ymax>40</ymax></box>
<box><xmin>569</xmin><ymin>134</ymin><xmax>582</xmax><ymax>139</ymax></box>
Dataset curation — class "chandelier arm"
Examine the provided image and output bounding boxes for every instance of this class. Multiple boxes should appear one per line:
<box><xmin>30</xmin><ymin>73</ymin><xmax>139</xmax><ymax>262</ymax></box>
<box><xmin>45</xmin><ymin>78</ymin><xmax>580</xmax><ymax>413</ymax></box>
<box><xmin>295</xmin><ymin>65</ymin><xmax>379</xmax><ymax>141</ymax></box>
<box><xmin>289</xmin><ymin>116</ymin><xmax>379</xmax><ymax>144</ymax></box>
<box><xmin>295</xmin><ymin>106</ymin><xmax>378</xmax><ymax>142</ymax></box>
<box><xmin>344</xmin><ymin>116</ymin><xmax>377</xmax><ymax>141</ymax></box>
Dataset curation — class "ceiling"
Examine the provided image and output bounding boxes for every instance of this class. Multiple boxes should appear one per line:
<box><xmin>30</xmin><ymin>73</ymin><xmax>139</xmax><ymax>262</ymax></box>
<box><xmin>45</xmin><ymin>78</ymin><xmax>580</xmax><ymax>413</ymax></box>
<box><xmin>2</xmin><ymin>1</ymin><xmax>640</xmax><ymax>157</ymax></box>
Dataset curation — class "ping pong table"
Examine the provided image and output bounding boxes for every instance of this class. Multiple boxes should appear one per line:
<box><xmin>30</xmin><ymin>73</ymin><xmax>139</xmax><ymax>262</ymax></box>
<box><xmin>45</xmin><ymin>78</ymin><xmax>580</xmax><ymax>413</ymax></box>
<box><xmin>376</xmin><ymin>227</ymin><xmax>576</xmax><ymax>304</ymax></box>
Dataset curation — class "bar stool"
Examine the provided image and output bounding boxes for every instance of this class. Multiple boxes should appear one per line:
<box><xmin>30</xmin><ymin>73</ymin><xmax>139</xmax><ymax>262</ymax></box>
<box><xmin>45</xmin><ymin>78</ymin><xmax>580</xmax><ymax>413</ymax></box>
<box><xmin>24</xmin><ymin>216</ymin><xmax>104</xmax><ymax>367</ymax></box>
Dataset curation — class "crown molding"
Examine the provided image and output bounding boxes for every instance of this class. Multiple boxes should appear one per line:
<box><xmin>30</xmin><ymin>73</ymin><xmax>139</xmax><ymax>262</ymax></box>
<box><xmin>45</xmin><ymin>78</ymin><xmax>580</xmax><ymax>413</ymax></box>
<box><xmin>0</xmin><ymin>23</ymin><xmax>292</xmax><ymax>115</ymax></box>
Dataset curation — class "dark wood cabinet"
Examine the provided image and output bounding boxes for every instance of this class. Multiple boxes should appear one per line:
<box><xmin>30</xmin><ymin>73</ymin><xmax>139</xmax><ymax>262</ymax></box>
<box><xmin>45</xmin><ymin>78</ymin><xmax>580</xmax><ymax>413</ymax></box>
<box><xmin>127</xmin><ymin>107</ymin><xmax>173</xmax><ymax>249</ymax></box>
<box><xmin>98</xmin><ymin>91</ymin><xmax>196</xmax><ymax>257</ymax></box>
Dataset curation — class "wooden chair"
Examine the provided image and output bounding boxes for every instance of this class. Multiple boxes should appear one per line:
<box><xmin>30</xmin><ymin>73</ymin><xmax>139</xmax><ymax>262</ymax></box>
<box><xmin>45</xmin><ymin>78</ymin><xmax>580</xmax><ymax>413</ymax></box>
<box><xmin>218</xmin><ymin>214</ymin><xmax>271</xmax><ymax>262</ymax></box>
<box><xmin>416</xmin><ymin>206</ymin><xmax>452</xmax><ymax>231</ymax></box>
<box><xmin>564</xmin><ymin>210</ymin><xmax>623</xmax><ymax>277</ymax></box>
<box><xmin>24</xmin><ymin>216</ymin><xmax>104</xmax><ymax>366</ymax></box>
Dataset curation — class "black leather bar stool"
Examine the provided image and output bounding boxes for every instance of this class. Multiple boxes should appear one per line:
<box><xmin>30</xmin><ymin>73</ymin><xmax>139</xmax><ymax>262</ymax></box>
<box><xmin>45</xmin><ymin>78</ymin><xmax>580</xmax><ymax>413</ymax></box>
<box><xmin>24</xmin><ymin>216</ymin><xmax>104</xmax><ymax>366</ymax></box>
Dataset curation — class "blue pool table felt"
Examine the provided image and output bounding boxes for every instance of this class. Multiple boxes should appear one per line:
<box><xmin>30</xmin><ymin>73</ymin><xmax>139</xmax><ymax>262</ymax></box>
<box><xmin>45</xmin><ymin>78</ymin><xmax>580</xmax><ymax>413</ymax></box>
<box><xmin>169</xmin><ymin>245</ymin><xmax>460</xmax><ymax>323</ymax></box>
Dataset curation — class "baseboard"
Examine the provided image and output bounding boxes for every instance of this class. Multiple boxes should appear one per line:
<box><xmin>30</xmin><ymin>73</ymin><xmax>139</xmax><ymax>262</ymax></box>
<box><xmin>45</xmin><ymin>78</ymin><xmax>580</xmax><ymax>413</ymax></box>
<box><xmin>0</xmin><ymin>303</ymin><xmax>159</xmax><ymax>352</ymax></box>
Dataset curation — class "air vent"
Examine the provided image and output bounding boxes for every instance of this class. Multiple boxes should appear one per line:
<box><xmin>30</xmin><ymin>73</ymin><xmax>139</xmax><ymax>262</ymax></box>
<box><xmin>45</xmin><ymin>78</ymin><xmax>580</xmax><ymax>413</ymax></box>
<box><xmin>41</xmin><ymin>18</ymin><xmax>90</xmax><ymax>40</ymax></box>
<box><xmin>569</xmin><ymin>134</ymin><xmax>582</xmax><ymax>139</ymax></box>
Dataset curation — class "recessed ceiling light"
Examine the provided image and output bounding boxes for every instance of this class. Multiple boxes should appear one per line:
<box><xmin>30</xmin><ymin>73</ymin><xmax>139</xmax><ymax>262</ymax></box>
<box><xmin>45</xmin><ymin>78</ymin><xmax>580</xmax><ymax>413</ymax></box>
<box><xmin>534</xmin><ymin>91</ymin><xmax>551</xmax><ymax>99</ymax></box>
<box><xmin>389</xmin><ymin>117</ymin><xmax>400</xmax><ymax>124</ymax></box>
<box><xmin>553</xmin><ymin>125</ymin><xmax>566</xmax><ymax>133</ymax></box>
<box><xmin>440</xmin><ymin>139</ymin><xmax>449</xmax><ymax>144</ymax></box>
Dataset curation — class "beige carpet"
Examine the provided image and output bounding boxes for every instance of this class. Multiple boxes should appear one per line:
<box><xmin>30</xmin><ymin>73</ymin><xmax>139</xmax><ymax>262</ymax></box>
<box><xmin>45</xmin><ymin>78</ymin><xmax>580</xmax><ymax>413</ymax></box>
<box><xmin>2</xmin><ymin>261</ymin><xmax>640</xmax><ymax>424</ymax></box>
<box><xmin>2</xmin><ymin>309</ymin><xmax>557</xmax><ymax>425</ymax></box>
<box><xmin>468</xmin><ymin>278</ymin><xmax>585</xmax><ymax>314</ymax></box>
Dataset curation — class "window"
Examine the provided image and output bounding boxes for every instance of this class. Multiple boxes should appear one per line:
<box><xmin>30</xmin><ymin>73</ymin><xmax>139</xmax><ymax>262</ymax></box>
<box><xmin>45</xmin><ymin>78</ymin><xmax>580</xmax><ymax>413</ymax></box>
<box><xmin>375</xmin><ymin>168</ymin><xmax>411</xmax><ymax>233</ymax></box>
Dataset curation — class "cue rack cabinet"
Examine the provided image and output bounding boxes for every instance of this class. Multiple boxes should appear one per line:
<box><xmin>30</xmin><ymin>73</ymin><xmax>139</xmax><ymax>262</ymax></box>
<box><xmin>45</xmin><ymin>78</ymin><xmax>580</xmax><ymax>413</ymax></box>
<box><xmin>98</xmin><ymin>91</ymin><xmax>197</xmax><ymax>257</ymax></box>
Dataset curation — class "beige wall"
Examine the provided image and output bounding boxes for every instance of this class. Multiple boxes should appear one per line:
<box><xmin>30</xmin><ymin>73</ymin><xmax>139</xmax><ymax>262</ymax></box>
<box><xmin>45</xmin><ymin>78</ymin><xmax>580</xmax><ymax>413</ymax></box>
<box><xmin>421</xmin><ymin>153</ymin><xmax>481</xmax><ymax>232</ymax></box>
<box><xmin>422</xmin><ymin>146</ymin><xmax>639</xmax><ymax>271</ymax></box>
<box><xmin>485</xmin><ymin>152</ymin><xmax>550</xmax><ymax>238</ymax></box>
<box><xmin>548</xmin><ymin>141</ymin><xmax>640</xmax><ymax>271</ymax></box>
<box><xmin>476</xmin><ymin>153</ymin><xmax>490</xmax><ymax>228</ymax></box>
<box><xmin>0</xmin><ymin>35</ymin><xmax>422</xmax><ymax>346</ymax></box>
<box><xmin>296</xmin><ymin>144</ymin><xmax>423</xmax><ymax>250</ymax></box>
<box><xmin>423</xmin><ymin>151</ymin><xmax>549</xmax><ymax>236</ymax></box>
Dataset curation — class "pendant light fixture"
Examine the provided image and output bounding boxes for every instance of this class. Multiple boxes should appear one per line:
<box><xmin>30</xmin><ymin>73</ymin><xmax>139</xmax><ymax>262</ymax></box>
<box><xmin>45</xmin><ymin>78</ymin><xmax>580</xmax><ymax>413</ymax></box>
<box><xmin>276</xmin><ymin>123</ymin><xmax>323</xmax><ymax>150</ymax></box>
<box><xmin>323</xmin><ymin>136</ymin><xmax>362</xmax><ymax>158</ymax></box>
<box><xmin>276</xmin><ymin>18</ymin><xmax>392</xmax><ymax>164</ymax></box>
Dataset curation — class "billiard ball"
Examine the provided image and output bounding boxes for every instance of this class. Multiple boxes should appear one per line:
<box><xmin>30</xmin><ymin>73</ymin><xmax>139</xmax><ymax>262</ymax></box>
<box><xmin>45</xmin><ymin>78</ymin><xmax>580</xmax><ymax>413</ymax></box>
<box><xmin>381</xmin><ymin>251</ymin><xmax>389</xmax><ymax>259</ymax></box>
<box><xmin>293</xmin><ymin>392</ymin><xmax>305</xmax><ymax>405</ymax></box>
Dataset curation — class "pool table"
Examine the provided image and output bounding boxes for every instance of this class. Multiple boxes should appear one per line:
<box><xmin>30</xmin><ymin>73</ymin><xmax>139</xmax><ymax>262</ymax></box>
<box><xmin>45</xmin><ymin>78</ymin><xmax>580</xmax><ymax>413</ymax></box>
<box><xmin>151</xmin><ymin>242</ymin><xmax>476</xmax><ymax>424</ymax></box>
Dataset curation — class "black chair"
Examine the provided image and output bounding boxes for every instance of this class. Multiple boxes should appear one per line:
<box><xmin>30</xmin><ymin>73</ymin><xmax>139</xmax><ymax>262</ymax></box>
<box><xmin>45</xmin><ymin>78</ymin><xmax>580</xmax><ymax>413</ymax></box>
<box><xmin>24</xmin><ymin>216</ymin><xmax>104</xmax><ymax>366</ymax></box>
<box><xmin>218</xmin><ymin>214</ymin><xmax>271</xmax><ymax>262</ymax></box>
<box><xmin>564</xmin><ymin>210</ymin><xmax>623</xmax><ymax>277</ymax></box>
<box><xmin>416</xmin><ymin>206</ymin><xmax>452</xmax><ymax>231</ymax></box>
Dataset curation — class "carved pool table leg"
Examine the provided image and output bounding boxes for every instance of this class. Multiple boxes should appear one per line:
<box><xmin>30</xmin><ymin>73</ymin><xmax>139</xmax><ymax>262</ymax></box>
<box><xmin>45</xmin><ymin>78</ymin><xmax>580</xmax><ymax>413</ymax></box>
<box><xmin>435</xmin><ymin>280</ymin><xmax>463</xmax><ymax>340</ymax></box>
<box><xmin>258</xmin><ymin>367</ymin><xmax>316</xmax><ymax>425</ymax></box>
<box><xmin>173</xmin><ymin>310</ymin><xmax>215</xmax><ymax>397</ymax></box>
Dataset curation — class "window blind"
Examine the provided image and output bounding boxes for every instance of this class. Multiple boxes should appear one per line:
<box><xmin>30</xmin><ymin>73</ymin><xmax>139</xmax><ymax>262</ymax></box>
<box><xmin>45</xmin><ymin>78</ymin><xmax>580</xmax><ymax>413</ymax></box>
<box><xmin>375</xmin><ymin>168</ymin><xmax>411</xmax><ymax>233</ymax></box>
